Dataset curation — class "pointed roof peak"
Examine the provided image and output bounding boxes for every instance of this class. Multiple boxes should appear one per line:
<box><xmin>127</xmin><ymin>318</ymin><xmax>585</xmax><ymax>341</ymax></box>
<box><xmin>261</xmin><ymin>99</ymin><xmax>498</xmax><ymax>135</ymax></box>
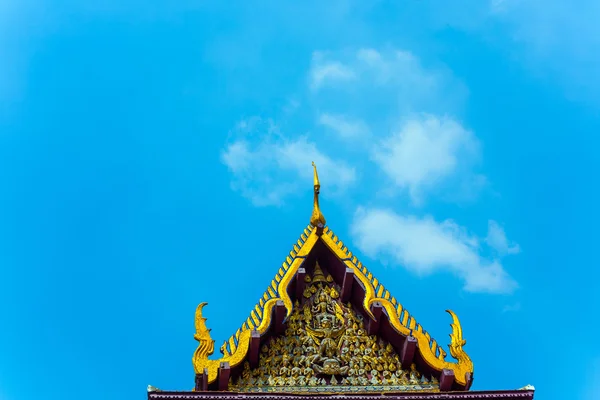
<box><xmin>192</xmin><ymin>224</ymin><xmax>473</xmax><ymax>389</ymax></box>
<box><xmin>310</xmin><ymin>161</ymin><xmax>326</xmax><ymax>228</ymax></box>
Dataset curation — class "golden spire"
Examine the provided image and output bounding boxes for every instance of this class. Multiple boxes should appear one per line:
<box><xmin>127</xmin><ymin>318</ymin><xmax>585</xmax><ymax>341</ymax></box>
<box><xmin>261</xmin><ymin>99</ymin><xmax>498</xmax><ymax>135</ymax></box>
<box><xmin>310</xmin><ymin>161</ymin><xmax>326</xmax><ymax>228</ymax></box>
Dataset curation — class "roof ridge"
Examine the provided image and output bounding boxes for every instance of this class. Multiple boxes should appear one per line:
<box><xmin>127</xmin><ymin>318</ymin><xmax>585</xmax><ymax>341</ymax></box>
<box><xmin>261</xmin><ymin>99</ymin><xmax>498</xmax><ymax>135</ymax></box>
<box><xmin>321</xmin><ymin>227</ymin><xmax>444</xmax><ymax>358</ymax></box>
<box><xmin>319</xmin><ymin>226</ymin><xmax>473</xmax><ymax>386</ymax></box>
<box><xmin>219</xmin><ymin>225</ymin><xmax>316</xmax><ymax>357</ymax></box>
<box><xmin>192</xmin><ymin>225</ymin><xmax>321</xmax><ymax>384</ymax></box>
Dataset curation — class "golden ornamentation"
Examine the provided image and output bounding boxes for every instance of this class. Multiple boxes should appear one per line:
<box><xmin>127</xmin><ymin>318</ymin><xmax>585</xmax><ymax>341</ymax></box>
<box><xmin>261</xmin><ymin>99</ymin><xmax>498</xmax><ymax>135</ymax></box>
<box><xmin>320</xmin><ymin>227</ymin><xmax>473</xmax><ymax>386</ymax></box>
<box><xmin>306</xmin><ymin>287</ymin><xmax>347</xmax><ymax>376</ymax></box>
<box><xmin>310</xmin><ymin>162</ymin><xmax>326</xmax><ymax>228</ymax></box>
<box><xmin>194</xmin><ymin>225</ymin><xmax>321</xmax><ymax>384</ymax></box>
<box><xmin>192</xmin><ymin>303</ymin><xmax>215</xmax><ymax>374</ymax></box>
<box><xmin>192</xmin><ymin>165</ymin><xmax>473</xmax><ymax>387</ymax></box>
<box><xmin>230</xmin><ymin>269</ymin><xmax>438</xmax><ymax>393</ymax></box>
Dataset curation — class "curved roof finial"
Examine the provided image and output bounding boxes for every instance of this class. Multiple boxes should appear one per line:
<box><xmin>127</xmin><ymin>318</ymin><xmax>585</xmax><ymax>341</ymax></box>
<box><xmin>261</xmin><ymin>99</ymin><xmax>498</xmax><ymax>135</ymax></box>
<box><xmin>310</xmin><ymin>162</ymin><xmax>326</xmax><ymax>228</ymax></box>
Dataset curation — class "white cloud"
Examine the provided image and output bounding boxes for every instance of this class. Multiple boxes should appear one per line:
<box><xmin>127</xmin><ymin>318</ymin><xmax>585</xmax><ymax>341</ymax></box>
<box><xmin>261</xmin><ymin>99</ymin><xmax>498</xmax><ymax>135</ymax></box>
<box><xmin>309</xmin><ymin>48</ymin><xmax>466</xmax><ymax>115</ymax></box>
<box><xmin>372</xmin><ymin>115</ymin><xmax>481</xmax><ymax>204</ymax></box>
<box><xmin>486</xmin><ymin>220</ymin><xmax>520</xmax><ymax>255</ymax></box>
<box><xmin>224</xmin><ymin>49</ymin><xmax>484</xmax><ymax>207</ymax></box>
<box><xmin>351</xmin><ymin>208</ymin><xmax>518</xmax><ymax>294</ymax></box>
<box><xmin>318</xmin><ymin>113</ymin><xmax>370</xmax><ymax>140</ymax></box>
<box><xmin>307</xmin><ymin>49</ymin><xmax>480</xmax><ymax>203</ymax></box>
<box><xmin>221</xmin><ymin>118</ymin><xmax>356</xmax><ymax>207</ymax></box>
<box><xmin>309</xmin><ymin>52</ymin><xmax>356</xmax><ymax>91</ymax></box>
<box><xmin>356</xmin><ymin>48</ymin><xmax>437</xmax><ymax>90</ymax></box>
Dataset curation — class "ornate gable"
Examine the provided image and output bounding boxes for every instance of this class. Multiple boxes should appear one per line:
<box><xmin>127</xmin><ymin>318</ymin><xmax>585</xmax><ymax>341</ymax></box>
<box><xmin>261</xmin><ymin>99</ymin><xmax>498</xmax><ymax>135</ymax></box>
<box><xmin>191</xmin><ymin>163</ymin><xmax>474</xmax><ymax>393</ymax></box>
<box><xmin>231</xmin><ymin>264</ymin><xmax>440</xmax><ymax>393</ymax></box>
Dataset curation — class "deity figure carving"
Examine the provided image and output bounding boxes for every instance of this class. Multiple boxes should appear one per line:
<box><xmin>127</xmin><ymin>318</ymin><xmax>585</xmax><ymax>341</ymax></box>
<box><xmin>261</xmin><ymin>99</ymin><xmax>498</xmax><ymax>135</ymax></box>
<box><xmin>409</xmin><ymin>363</ymin><xmax>421</xmax><ymax>385</ymax></box>
<box><xmin>306</xmin><ymin>296</ymin><xmax>348</xmax><ymax>375</ymax></box>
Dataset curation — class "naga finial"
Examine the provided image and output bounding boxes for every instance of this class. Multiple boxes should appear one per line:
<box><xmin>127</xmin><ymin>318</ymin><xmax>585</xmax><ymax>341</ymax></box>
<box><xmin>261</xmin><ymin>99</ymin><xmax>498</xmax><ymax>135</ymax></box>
<box><xmin>192</xmin><ymin>302</ymin><xmax>215</xmax><ymax>374</ymax></box>
<box><xmin>310</xmin><ymin>162</ymin><xmax>326</xmax><ymax>228</ymax></box>
<box><xmin>445</xmin><ymin>310</ymin><xmax>471</xmax><ymax>364</ymax></box>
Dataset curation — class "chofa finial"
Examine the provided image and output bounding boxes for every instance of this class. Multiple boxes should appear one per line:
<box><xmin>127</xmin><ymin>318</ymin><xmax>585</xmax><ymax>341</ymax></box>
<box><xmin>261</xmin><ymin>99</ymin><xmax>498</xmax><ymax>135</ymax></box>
<box><xmin>310</xmin><ymin>162</ymin><xmax>326</xmax><ymax>228</ymax></box>
<box><xmin>192</xmin><ymin>302</ymin><xmax>215</xmax><ymax>374</ymax></box>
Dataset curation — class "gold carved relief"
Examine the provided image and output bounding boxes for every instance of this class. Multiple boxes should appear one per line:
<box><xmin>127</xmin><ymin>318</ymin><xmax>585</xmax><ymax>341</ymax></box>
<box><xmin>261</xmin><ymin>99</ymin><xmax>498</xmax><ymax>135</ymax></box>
<box><xmin>230</xmin><ymin>264</ymin><xmax>439</xmax><ymax>393</ymax></box>
<box><xmin>321</xmin><ymin>228</ymin><xmax>473</xmax><ymax>386</ymax></box>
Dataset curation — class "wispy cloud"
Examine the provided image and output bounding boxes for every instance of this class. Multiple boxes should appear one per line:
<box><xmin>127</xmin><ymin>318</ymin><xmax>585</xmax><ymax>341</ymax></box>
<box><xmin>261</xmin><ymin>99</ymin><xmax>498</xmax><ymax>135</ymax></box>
<box><xmin>307</xmin><ymin>49</ymin><xmax>481</xmax><ymax>204</ymax></box>
<box><xmin>309</xmin><ymin>48</ymin><xmax>466</xmax><ymax>115</ymax></box>
<box><xmin>351</xmin><ymin>208</ymin><xmax>518</xmax><ymax>294</ymax></box>
<box><xmin>309</xmin><ymin>52</ymin><xmax>356</xmax><ymax>91</ymax></box>
<box><xmin>224</xmin><ymin>48</ymin><xmax>478</xmax><ymax>207</ymax></box>
<box><xmin>221</xmin><ymin>117</ymin><xmax>356</xmax><ymax>207</ymax></box>
<box><xmin>486</xmin><ymin>220</ymin><xmax>521</xmax><ymax>256</ymax></box>
<box><xmin>355</xmin><ymin>48</ymin><xmax>439</xmax><ymax>89</ymax></box>
<box><xmin>318</xmin><ymin>113</ymin><xmax>370</xmax><ymax>140</ymax></box>
<box><xmin>372</xmin><ymin>115</ymin><xmax>483</xmax><ymax>204</ymax></box>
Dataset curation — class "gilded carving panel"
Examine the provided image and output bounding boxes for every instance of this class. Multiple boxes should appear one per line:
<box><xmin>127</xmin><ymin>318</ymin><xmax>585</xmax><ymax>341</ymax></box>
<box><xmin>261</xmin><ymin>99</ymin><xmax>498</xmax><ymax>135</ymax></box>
<box><xmin>230</xmin><ymin>264</ymin><xmax>439</xmax><ymax>393</ymax></box>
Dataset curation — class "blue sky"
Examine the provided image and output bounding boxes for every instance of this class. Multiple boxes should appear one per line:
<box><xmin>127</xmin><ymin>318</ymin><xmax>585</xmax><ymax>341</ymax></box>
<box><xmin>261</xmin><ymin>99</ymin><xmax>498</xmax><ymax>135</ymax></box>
<box><xmin>1</xmin><ymin>1</ymin><xmax>599</xmax><ymax>399</ymax></box>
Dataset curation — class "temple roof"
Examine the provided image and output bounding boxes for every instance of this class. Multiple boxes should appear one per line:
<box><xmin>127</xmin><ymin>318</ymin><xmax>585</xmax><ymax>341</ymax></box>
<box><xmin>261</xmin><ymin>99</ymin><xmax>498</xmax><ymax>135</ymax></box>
<box><xmin>191</xmin><ymin>163</ymin><xmax>475</xmax><ymax>393</ymax></box>
<box><xmin>148</xmin><ymin>390</ymin><xmax>535</xmax><ymax>400</ymax></box>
